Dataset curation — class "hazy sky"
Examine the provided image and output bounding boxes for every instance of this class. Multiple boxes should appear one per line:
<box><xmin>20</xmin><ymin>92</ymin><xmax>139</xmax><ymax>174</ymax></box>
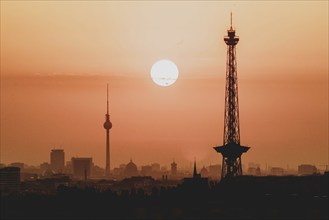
<box><xmin>1</xmin><ymin>1</ymin><xmax>328</xmax><ymax>170</ymax></box>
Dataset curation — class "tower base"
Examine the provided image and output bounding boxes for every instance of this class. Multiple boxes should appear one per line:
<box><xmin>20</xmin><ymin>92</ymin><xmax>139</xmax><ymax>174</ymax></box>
<box><xmin>214</xmin><ymin>143</ymin><xmax>249</xmax><ymax>179</ymax></box>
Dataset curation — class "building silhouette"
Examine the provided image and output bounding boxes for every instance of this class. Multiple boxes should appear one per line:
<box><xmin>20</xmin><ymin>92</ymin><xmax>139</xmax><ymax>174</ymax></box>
<box><xmin>298</xmin><ymin>164</ymin><xmax>317</xmax><ymax>175</ymax></box>
<box><xmin>9</xmin><ymin>162</ymin><xmax>25</xmax><ymax>171</ymax></box>
<box><xmin>200</xmin><ymin>166</ymin><xmax>208</xmax><ymax>177</ymax></box>
<box><xmin>0</xmin><ymin>166</ymin><xmax>20</xmax><ymax>193</ymax></box>
<box><xmin>270</xmin><ymin>167</ymin><xmax>284</xmax><ymax>176</ymax></box>
<box><xmin>171</xmin><ymin>160</ymin><xmax>177</xmax><ymax>176</ymax></box>
<box><xmin>247</xmin><ymin>162</ymin><xmax>261</xmax><ymax>176</ymax></box>
<box><xmin>43</xmin><ymin>168</ymin><xmax>56</xmax><ymax>178</ymax></box>
<box><xmin>213</xmin><ymin>13</ymin><xmax>250</xmax><ymax>179</ymax></box>
<box><xmin>50</xmin><ymin>149</ymin><xmax>65</xmax><ymax>173</ymax></box>
<box><xmin>182</xmin><ymin>160</ymin><xmax>208</xmax><ymax>187</ymax></box>
<box><xmin>124</xmin><ymin>160</ymin><xmax>138</xmax><ymax>177</ymax></box>
<box><xmin>71</xmin><ymin>157</ymin><xmax>93</xmax><ymax>179</ymax></box>
<box><xmin>103</xmin><ymin>84</ymin><xmax>112</xmax><ymax>177</ymax></box>
<box><xmin>116</xmin><ymin>176</ymin><xmax>155</xmax><ymax>193</ymax></box>
<box><xmin>40</xmin><ymin>162</ymin><xmax>50</xmax><ymax>173</ymax></box>
<box><xmin>141</xmin><ymin>165</ymin><xmax>152</xmax><ymax>176</ymax></box>
<box><xmin>208</xmin><ymin>164</ymin><xmax>221</xmax><ymax>179</ymax></box>
<box><xmin>247</xmin><ymin>167</ymin><xmax>261</xmax><ymax>176</ymax></box>
<box><xmin>151</xmin><ymin>163</ymin><xmax>160</xmax><ymax>172</ymax></box>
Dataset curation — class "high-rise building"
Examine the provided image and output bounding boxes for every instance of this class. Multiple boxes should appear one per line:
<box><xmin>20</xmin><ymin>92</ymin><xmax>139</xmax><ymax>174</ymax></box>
<box><xmin>171</xmin><ymin>160</ymin><xmax>177</xmax><ymax>176</ymax></box>
<box><xmin>71</xmin><ymin>157</ymin><xmax>93</xmax><ymax>179</ymax></box>
<box><xmin>50</xmin><ymin>149</ymin><xmax>65</xmax><ymax>173</ymax></box>
<box><xmin>103</xmin><ymin>84</ymin><xmax>112</xmax><ymax>177</ymax></box>
<box><xmin>213</xmin><ymin>14</ymin><xmax>250</xmax><ymax>179</ymax></box>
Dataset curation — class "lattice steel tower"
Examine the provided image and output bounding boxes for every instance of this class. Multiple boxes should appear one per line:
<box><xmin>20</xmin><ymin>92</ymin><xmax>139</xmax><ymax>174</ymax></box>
<box><xmin>214</xmin><ymin>14</ymin><xmax>250</xmax><ymax>179</ymax></box>
<box><xmin>103</xmin><ymin>84</ymin><xmax>112</xmax><ymax>177</ymax></box>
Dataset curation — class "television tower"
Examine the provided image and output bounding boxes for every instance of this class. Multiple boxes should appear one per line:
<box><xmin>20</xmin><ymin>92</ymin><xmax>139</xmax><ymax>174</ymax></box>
<box><xmin>103</xmin><ymin>84</ymin><xmax>112</xmax><ymax>177</ymax></box>
<box><xmin>214</xmin><ymin>13</ymin><xmax>250</xmax><ymax>179</ymax></box>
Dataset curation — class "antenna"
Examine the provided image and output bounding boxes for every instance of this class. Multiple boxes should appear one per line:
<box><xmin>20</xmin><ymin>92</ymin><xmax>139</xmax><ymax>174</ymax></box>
<box><xmin>230</xmin><ymin>12</ymin><xmax>233</xmax><ymax>29</ymax></box>
<box><xmin>106</xmin><ymin>83</ymin><xmax>109</xmax><ymax>115</ymax></box>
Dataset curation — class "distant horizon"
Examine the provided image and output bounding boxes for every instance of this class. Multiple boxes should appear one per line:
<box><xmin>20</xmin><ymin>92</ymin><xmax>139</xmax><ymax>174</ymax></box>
<box><xmin>2</xmin><ymin>147</ymin><xmax>327</xmax><ymax>171</ymax></box>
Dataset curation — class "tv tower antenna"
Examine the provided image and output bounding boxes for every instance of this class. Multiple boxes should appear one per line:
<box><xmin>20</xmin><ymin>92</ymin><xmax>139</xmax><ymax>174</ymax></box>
<box><xmin>103</xmin><ymin>84</ymin><xmax>112</xmax><ymax>177</ymax></box>
<box><xmin>213</xmin><ymin>14</ymin><xmax>250</xmax><ymax>179</ymax></box>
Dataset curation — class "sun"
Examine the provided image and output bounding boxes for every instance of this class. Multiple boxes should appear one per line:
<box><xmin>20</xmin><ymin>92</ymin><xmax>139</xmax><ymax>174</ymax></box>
<box><xmin>150</xmin><ymin>59</ymin><xmax>179</xmax><ymax>87</ymax></box>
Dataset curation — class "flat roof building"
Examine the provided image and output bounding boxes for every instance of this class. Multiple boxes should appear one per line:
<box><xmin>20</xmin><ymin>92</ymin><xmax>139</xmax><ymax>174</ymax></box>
<box><xmin>71</xmin><ymin>157</ymin><xmax>93</xmax><ymax>179</ymax></box>
<box><xmin>50</xmin><ymin>149</ymin><xmax>65</xmax><ymax>173</ymax></box>
<box><xmin>298</xmin><ymin>164</ymin><xmax>317</xmax><ymax>176</ymax></box>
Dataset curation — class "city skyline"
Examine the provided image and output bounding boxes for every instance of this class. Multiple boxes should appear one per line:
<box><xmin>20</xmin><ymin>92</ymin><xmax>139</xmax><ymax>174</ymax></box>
<box><xmin>1</xmin><ymin>1</ymin><xmax>328</xmax><ymax>169</ymax></box>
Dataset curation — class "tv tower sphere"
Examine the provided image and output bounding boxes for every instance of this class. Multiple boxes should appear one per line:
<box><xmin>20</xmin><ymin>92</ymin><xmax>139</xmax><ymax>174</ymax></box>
<box><xmin>104</xmin><ymin>121</ymin><xmax>112</xmax><ymax>129</ymax></box>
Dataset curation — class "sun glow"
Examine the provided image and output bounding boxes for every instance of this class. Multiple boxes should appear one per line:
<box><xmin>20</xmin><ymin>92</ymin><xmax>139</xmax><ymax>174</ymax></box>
<box><xmin>150</xmin><ymin>60</ymin><xmax>179</xmax><ymax>87</ymax></box>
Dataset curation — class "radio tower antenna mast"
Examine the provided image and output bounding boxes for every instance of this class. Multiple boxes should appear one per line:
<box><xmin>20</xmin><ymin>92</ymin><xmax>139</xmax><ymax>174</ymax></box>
<box><xmin>214</xmin><ymin>14</ymin><xmax>250</xmax><ymax>179</ymax></box>
<box><xmin>230</xmin><ymin>11</ymin><xmax>232</xmax><ymax>29</ymax></box>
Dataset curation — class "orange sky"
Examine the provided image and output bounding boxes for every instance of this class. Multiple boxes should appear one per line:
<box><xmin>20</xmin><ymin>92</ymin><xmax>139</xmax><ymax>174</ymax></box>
<box><xmin>1</xmin><ymin>1</ymin><xmax>328</xmax><ymax>169</ymax></box>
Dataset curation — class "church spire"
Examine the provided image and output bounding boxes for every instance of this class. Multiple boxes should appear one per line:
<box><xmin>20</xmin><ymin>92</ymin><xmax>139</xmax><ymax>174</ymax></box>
<box><xmin>193</xmin><ymin>159</ymin><xmax>197</xmax><ymax>178</ymax></box>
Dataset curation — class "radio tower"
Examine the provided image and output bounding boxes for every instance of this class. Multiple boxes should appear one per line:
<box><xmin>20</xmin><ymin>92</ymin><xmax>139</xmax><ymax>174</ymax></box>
<box><xmin>103</xmin><ymin>84</ymin><xmax>112</xmax><ymax>177</ymax></box>
<box><xmin>214</xmin><ymin>13</ymin><xmax>250</xmax><ymax>179</ymax></box>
